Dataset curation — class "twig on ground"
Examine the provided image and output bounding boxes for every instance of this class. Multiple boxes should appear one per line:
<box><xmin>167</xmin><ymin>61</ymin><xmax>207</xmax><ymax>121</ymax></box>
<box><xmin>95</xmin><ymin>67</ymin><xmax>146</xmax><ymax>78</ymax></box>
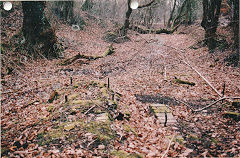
<box><xmin>193</xmin><ymin>97</ymin><xmax>240</xmax><ymax>112</ymax></box>
<box><xmin>161</xmin><ymin>133</ymin><xmax>176</xmax><ymax>158</ymax></box>
<box><xmin>84</xmin><ymin>105</ymin><xmax>97</xmax><ymax>115</ymax></box>
<box><xmin>162</xmin><ymin>44</ymin><xmax>222</xmax><ymax>97</ymax></box>
<box><xmin>164</xmin><ymin>65</ymin><xmax>167</xmax><ymax>81</ymax></box>
<box><xmin>23</xmin><ymin>100</ymin><xmax>39</xmax><ymax>108</ymax></box>
<box><xmin>87</xmin><ymin>139</ymin><xmax>96</xmax><ymax>148</ymax></box>
<box><xmin>174</xmin><ymin>99</ymin><xmax>195</xmax><ymax>111</ymax></box>
<box><xmin>182</xmin><ymin>60</ymin><xmax>222</xmax><ymax>97</ymax></box>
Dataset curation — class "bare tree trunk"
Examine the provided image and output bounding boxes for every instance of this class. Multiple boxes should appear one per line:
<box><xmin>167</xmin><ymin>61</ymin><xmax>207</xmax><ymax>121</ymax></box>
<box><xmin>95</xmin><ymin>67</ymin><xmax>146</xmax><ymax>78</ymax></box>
<box><xmin>171</xmin><ymin>0</ymin><xmax>188</xmax><ymax>28</ymax></box>
<box><xmin>230</xmin><ymin>0</ymin><xmax>239</xmax><ymax>66</ymax></box>
<box><xmin>201</xmin><ymin>0</ymin><xmax>222</xmax><ymax>52</ymax></box>
<box><xmin>55</xmin><ymin>1</ymin><xmax>74</xmax><ymax>24</ymax></box>
<box><xmin>168</xmin><ymin>0</ymin><xmax>177</xmax><ymax>27</ymax></box>
<box><xmin>112</xmin><ymin>0</ymin><xmax>117</xmax><ymax>19</ymax></box>
<box><xmin>22</xmin><ymin>1</ymin><xmax>58</xmax><ymax>58</ymax></box>
<box><xmin>232</xmin><ymin>0</ymin><xmax>239</xmax><ymax>49</ymax></box>
<box><xmin>185</xmin><ymin>0</ymin><xmax>192</xmax><ymax>25</ymax></box>
<box><xmin>121</xmin><ymin>0</ymin><xmax>132</xmax><ymax>36</ymax></box>
<box><xmin>121</xmin><ymin>0</ymin><xmax>156</xmax><ymax>36</ymax></box>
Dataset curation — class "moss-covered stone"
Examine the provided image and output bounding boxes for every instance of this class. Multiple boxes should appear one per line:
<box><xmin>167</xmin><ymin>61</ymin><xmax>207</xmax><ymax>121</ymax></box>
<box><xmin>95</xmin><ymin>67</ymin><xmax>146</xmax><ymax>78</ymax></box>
<box><xmin>35</xmin><ymin>79</ymin><xmax>123</xmax><ymax>150</ymax></box>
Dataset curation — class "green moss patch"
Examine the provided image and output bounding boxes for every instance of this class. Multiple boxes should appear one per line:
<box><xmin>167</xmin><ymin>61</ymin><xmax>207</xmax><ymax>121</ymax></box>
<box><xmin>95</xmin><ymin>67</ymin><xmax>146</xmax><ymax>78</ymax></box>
<box><xmin>71</xmin><ymin>99</ymin><xmax>102</xmax><ymax>106</ymax></box>
<box><xmin>123</xmin><ymin>124</ymin><xmax>137</xmax><ymax>135</ymax></box>
<box><xmin>85</xmin><ymin>121</ymin><xmax>115</xmax><ymax>144</ymax></box>
<box><xmin>149</xmin><ymin>104</ymin><xmax>171</xmax><ymax>113</ymax></box>
<box><xmin>111</xmin><ymin>150</ymin><xmax>143</xmax><ymax>158</ymax></box>
<box><xmin>47</xmin><ymin>104</ymin><xmax>55</xmax><ymax>112</ymax></box>
<box><xmin>35</xmin><ymin>79</ymin><xmax>123</xmax><ymax>151</ymax></box>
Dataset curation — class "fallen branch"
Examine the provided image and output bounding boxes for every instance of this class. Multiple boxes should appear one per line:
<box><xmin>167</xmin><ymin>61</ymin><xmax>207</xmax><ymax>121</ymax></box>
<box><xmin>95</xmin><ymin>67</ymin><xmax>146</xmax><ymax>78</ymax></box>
<box><xmin>223</xmin><ymin>111</ymin><xmax>240</xmax><ymax>116</ymax></box>
<box><xmin>223</xmin><ymin>111</ymin><xmax>240</xmax><ymax>121</ymax></box>
<box><xmin>84</xmin><ymin>105</ymin><xmax>97</xmax><ymax>115</ymax></box>
<box><xmin>23</xmin><ymin>100</ymin><xmax>39</xmax><ymax>108</ymax></box>
<box><xmin>138</xmin><ymin>0</ymin><xmax>156</xmax><ymax>8</ymax></box>
<box><xmin>163</xmin><ymin>44</ymin><xmax>222</xmax><ymax>97</ymax></box>
<box><xmin>59</xmin><ymin>45</ymin><xmax>115</xmax><ymax>65</ymax></box>
<box><xmin>182</xmin><ymin>60</ymin><xmax>222</xmax><ymax>97</ymax></box>
<box><xmin>174</xmin><ymin>77</ymin><xmax>195</xmax><ymax>86</ymax></box>
<box><xmin>87</xmin><ymin>139</ymin><xmax>96</xmax><ymax>148</ymax></box>
<box><xmin>59</xmin><ymin>53</ymin><xmax>96</xmax><ymax>66</ymax></box>
<box><xmin>161</xmin><ymin>134</ymin><xmax>176</xmax><ymax>158</ymax></box>
<box><xmin>130</xmin><ymin>26</ymin><xmax>175</xmax><ymax>34</ymax></box>
<box><xmin>164</xmin><ymin>65</ymin><xmax>167</xmax><ymax>81</ymax></box>
<box><xmin>175</xmin><ymin>97</ymin><xmax>240</xmax><ymax>112</ymax></box>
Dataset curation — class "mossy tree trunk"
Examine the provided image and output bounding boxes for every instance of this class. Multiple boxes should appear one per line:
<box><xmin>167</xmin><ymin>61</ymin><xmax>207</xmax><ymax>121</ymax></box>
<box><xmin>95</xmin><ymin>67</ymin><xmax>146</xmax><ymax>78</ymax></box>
<box><xmin>22</xmin><ymin>1</ymin><xmax>58</xmax><ymax>58</ymax></box>
<box><xmin>201</xmin><ymin>0</ymin><xmax>222</xmax><ymax>52</ymax></box>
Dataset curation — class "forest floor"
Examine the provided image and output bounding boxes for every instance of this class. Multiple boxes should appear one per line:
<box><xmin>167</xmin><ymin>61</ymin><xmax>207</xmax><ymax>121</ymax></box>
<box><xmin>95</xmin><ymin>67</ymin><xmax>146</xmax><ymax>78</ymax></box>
<box><xmin>1</xmin><ymin>9</ymin><xmax>240</xmax><ymax>157</ymax></box>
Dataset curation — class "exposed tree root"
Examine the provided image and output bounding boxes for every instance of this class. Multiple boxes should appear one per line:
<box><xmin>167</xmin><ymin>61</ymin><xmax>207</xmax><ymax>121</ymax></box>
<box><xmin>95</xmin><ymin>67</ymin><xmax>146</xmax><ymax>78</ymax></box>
<box><xmin>59</xmin><ymin>44</ymin><xmax>115</xmax><ymax>65</ymax></box>
<box><xmin>130</xmin><ymin>25</ymin><xmax>180</xmax><ymax>35</ymax></box>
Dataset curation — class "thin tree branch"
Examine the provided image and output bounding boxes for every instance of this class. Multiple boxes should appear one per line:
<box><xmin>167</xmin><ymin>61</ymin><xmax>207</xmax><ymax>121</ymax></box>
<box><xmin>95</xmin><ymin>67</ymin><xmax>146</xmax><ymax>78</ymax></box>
<box><xmin>84</xmin><ymin>105</ymin><xmax>97</xmax><ymax>115</ymax></box>
<box><xmin>176</xmin><ymin>97</ymin><xmax>240</xmax><ymax>112</ymax></box>
<box><xmin>182</xmin><ymin>60</ymin><xmax>222</xmax><ymax>97</ymax></box>
<box><xmin>138</xmin><ymin>0</ymin><xmax>156</xmax><ymax>8</ymax></box>
<box><xmin>161</xmin><ymin>133</ymin><xmax>176</xmax><ymax>158</ymax></box>
<box><xmin>163</xmin><ymin>44</ymin><xmax>222</xmax><ymax>97</ymax></box>
<box><xmin>193</xmin><ymin>97</ymin><xmax>240</xmax><ymax>112</ymax></box>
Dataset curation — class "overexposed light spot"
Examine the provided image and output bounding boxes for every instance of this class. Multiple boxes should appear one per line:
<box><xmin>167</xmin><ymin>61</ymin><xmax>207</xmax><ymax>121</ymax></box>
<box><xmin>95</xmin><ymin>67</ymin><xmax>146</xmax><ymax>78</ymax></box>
<box><xmin>130</xmin><ymin>1</ymin><xmax>139</xmax><ymax>9</ymax></box>
<box><xmin>20</xmin><ymin>56</ymin><xmax>27</xmax><ymax>64</ymax></box>
<box><xmin>3</xmin><ymin>2</ymin><xmax>12</xmax><ymax>11</ymax></box>
<box><xmin>72</xmin><ymin>25</ymin><xmax>80</xmax><ymax>31</ymax></box>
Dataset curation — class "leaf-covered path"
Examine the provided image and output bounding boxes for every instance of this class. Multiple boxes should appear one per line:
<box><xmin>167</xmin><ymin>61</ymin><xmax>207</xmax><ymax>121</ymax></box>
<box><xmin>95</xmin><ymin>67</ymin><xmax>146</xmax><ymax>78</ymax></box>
<box><xmin>2</xmin><ymin>23</ymin><xmax>240</xmax><ymax>157</ymax></box>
